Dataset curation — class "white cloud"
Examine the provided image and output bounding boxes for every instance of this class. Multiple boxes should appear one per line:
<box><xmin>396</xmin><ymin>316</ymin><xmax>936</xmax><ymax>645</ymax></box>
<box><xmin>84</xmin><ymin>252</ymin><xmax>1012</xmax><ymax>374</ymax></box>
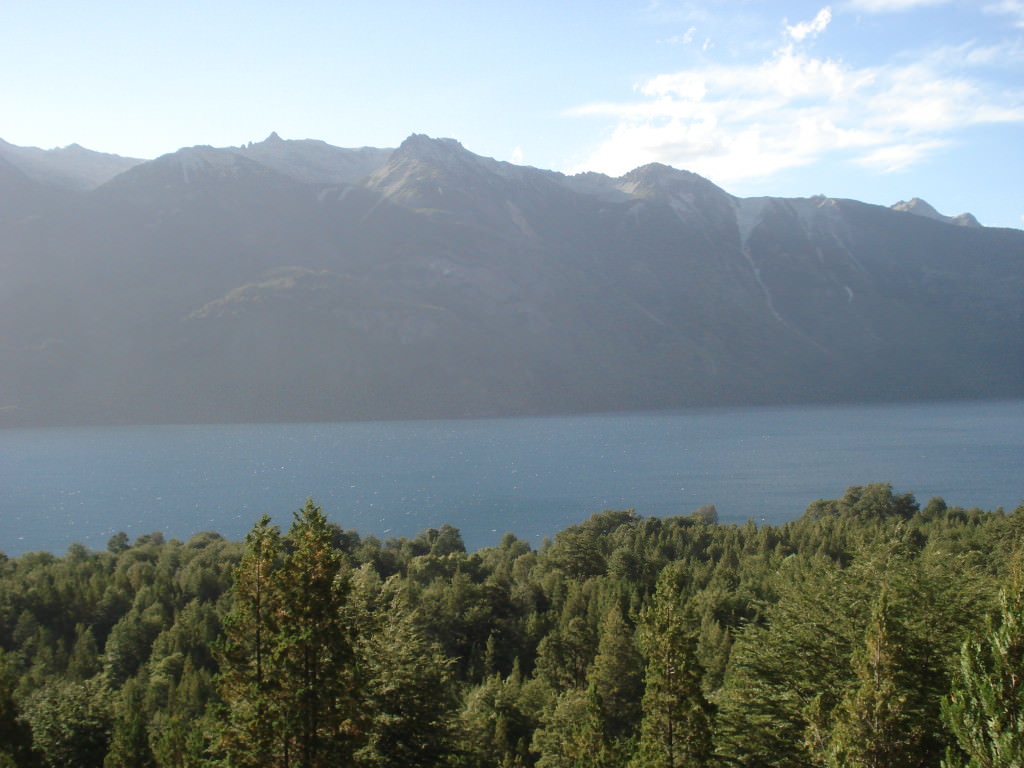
<box><xmin>787</xmin><ymin>7</ymin><xmax>833</xmax><ymax>42</ymax></box>
<box><xmin>511</xmin><ymin>146</ymin><xmax>524</xmax><ymax>164</ymax></box>
<box><xmin>663</xmin><ymin>27</ymin><xmax>698</xmax><ymax>45</ymax></box>
<box><xmin>984</xmin><ymin>0</ymin><xmax>1024</xmax><ymax>28</ymax></box>
<box><xmin>846</xmin><ymin>0</ymin><xmax>950</xmax><ymax>11</ymax></box>
<box><xmin>854</xmin><ymin>139</ymin><xmax>950</xmax><ymax>171</ymax></box>
<box><xmin>567</xmin><ymin>22</ymin><xmax>1024</xmax><ymax>184</ymax></box>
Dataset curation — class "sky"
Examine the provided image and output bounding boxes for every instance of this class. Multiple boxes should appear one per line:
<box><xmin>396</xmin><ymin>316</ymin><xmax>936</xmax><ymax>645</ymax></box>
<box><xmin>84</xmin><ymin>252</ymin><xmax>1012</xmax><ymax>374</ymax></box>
<box><xmin>1</xmin><ymin>0</ymin><xmax>1022</xmax><ymax>228</ymax></box>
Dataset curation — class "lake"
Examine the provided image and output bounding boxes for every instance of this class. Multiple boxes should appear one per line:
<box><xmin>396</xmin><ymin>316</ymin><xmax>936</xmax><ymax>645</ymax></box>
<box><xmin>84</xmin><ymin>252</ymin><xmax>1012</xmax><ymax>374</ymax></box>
<box><xmin>1</xmin><ymin>399</ymin><xmax>1021</xmax><ymax>556</ymax></box>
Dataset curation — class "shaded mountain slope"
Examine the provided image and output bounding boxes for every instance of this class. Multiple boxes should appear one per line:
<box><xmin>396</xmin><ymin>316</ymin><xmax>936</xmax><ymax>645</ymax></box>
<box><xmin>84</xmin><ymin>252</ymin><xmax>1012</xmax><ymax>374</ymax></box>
<box><xmin>0</xmin><ymin>134</ymin><xmax>1020</xmax><ymax>426</ymax></box>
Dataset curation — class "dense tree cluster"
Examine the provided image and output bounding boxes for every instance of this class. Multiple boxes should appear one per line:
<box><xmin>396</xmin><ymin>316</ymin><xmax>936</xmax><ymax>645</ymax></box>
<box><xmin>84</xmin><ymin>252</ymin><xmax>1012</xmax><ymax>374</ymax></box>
<box><xmin>0</xmin><ymin>484</ymin><xmax>1021</xmax><ymax>767</ymax></box>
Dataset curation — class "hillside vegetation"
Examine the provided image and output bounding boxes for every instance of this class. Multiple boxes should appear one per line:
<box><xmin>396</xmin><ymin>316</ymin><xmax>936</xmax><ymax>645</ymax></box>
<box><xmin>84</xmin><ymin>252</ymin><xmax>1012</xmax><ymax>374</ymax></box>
<box><xmin>0</xmin><ymin>483</ymin><xmax>1021</xmax><ymax>766</ymax></box>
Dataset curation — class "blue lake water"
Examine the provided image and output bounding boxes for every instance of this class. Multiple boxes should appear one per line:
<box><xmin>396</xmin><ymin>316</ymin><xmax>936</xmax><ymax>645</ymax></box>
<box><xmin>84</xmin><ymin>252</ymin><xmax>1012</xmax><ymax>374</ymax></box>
<box><xmin>1</xmin><ymin>400</ymin><xmax>1021</xmax><ymax>556</ymax></box>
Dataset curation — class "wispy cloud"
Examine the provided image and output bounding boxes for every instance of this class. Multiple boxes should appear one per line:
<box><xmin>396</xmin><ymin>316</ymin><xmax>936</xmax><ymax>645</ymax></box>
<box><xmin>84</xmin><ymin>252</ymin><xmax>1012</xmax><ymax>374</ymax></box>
<box><xmin>786</xmin><ymin>7</ymin><xmax>833</xmax><ymax>41</ymax></box>
<box><xmin>984</xmin><ymin>0</ymin><xmax>1024</xmax><ymax>28</ymax></box>
<box><xmin>660</xmin><ymin>27</ymin><xmax>698</xmax><ymax>46</ymax></box>
<box><xmin>567</xmin><ymin>8</ymin><xmax>1024</xmax><ymax>184</ymax></box>
<box><xmin>845</xmin><ymin>0</ymin><xmax>951</xmax><ymax>12</ymax></box>
<box><xmin>854</xmin><ymin>140</ymin><xmax>950</xmax><ymax>171</ymax></box>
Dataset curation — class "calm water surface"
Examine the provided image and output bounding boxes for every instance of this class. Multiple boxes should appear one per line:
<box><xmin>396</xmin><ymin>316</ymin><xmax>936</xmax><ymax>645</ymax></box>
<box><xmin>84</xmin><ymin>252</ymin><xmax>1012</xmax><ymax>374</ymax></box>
<box><xmin>1</xmin><ymin>400</ymin><xmax>1021</xmax><ymax>555</ymax></box>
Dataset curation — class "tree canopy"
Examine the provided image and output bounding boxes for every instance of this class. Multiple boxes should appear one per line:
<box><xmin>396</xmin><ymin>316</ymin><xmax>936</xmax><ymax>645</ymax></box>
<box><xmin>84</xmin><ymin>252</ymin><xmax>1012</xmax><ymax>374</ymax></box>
<box><xmin>0</xmin><ymin>483</ymin><xmax>1019</xmax><ymax>767</ymax></box>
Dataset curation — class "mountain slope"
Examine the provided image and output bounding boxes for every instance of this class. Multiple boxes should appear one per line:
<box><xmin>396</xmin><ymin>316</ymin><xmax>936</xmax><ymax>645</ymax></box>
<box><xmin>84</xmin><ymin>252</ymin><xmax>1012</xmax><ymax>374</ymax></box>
<box><xmin>0</xmin><ymin>138</ymin><xmax>143</xmax><ymax>189</ymax></box>
<box><xmin>0</xmin><ymin>134</ymin><xmax>1020</xmax><ymax>427</ymax></box>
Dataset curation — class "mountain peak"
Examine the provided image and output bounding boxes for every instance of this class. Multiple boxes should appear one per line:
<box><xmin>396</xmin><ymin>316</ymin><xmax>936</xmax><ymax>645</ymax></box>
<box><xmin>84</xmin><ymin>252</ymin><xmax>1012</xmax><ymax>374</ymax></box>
<box><xmin>891</xmin><ymin>197</ymin><xmax>981</xmax><ymax>227</ymax></box>
<box><xmin>613</xmin><ymin>163</ymin><xmax>730</xmax><ymax>223</ymax></box>
<box><xmin>951</xmin><ymin>212</ymin><xmax>981</xmax><ymax>228</ymax></box>
<box><xmin>394</xmin><ymin>134</ymin><xmax>468</xmax><ymax>163</ymax></box>
<box><xmin>892</xmin><ymin>197</ymin><xmax>941</xmax><ymax>218</ymax></box>
<box><xmin>624</xmin><ymin>162</ymin><xmax>676</xmax><ymax>177</ymax></box>
<box><xmin>617</xmin><ymin>162</ymin><xmax>720</xmax><ymax>194</ymax></box>
<box><xmin>105</xmin><ymin>144</ymin><xmax>274</xmax><ymax>190</ymax></box>
<box><xmin>0</xmin><ymin>138</ymin><xmax>143</xmax><ymax>189</ymax></box>
<box><xmin>366</xmin><ymin>134</ymin><xmax>482</xmax><ymax>202</ymax></box>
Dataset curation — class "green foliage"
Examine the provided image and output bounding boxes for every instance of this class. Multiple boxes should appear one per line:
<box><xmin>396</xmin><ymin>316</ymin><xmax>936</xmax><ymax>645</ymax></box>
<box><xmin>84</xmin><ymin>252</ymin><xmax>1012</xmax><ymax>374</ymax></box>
<box><xmin>216</xmin><ymin>502</ymin><xmax>361</xmax><ymax>767</ymax></box>
<box><xmin>805</xmin><ymin>482</ymin><xmax>919</xmax><ymax>522</ymax></box>
<box><xmin>588</xmin><ymin>604</ymin><xmax>643</xmax><ymax>742</ymax></box>
<box><xmin>458</xmin><ymin>664</ymin><xmax>546</xmax><ymax>768</ymax></box>
<box><xmin>828</xmin><ymin>586</ymin><xmax>920</xmax><ymax>767</ymax></box>
<box><xmin>0</xmin><ymin>650</ymin><xmax>39</xmax><ymax>767</ymax></box>
<box><xmin>0</xmin><ymin>486</ymin><xmax>1018</xmax><ymax>768</ymax></box>
<box><xmin>631</xmin><ymin>566</ymin><xmax>713</xmax><ymax>768</ymax></box>
<box><xmin>531</xmin><ymin>687</ymin><xmax>607</xmax><ymax>768</ymax></box>
<box><xmin>942</xmin><ymin>565</ymin><xmax>1024</xmax><ymax>768</ymax></box>
<box><xmin>21</xmin><ymin>676</ymin><xmax>112</xmax><ymax>768</ymax></box>
<box><xmin>104</xmin><ymin>673</ymin><xmax>155</xmax><ymax>768</ymax></box>
<box><xmin>356</xmin><ymin>589</ymin><xmax>458</xmax><ymax>768</ymax></box>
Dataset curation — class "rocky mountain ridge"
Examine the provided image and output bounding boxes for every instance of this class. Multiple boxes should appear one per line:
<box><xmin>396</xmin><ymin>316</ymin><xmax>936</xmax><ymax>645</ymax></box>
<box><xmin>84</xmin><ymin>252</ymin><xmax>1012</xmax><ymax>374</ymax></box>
<box><xmin>890</xmin><ymin>197</ymin><xmax>981</xmax><ymax>228</ymax></box>
<box><xmin>0</xmin><ymin>134</ymin><xmax>1020</xmax><ymax>427</ymax></box>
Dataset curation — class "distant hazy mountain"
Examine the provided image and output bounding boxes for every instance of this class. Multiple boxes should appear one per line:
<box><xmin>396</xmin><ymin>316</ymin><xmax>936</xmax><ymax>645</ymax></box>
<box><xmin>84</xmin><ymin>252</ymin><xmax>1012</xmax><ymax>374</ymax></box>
<box><xmin>0</xmin><ymin>134</ymin><xmax>1020</xmax><ymax>427</ymax></box>
<box><xmin>237</xmin><ymin>132</ymin><xmax>393</xmax><ymax>185</ymax></box>
<box><xmin>0</xmin><ymin>138</ymin><xmax>143</xmax><ymax>190</ymax></box>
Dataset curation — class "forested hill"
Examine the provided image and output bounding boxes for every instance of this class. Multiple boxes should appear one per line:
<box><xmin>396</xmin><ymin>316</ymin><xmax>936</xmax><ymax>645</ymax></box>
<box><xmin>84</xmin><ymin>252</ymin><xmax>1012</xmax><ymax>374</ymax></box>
<box><xmin>0</xmin><ymin>483</ymin><xmax>1021</xmax><ymax>766</ymax></box>
<box><xmin>1</xmin><ymin>133</ymin><xmax>1023</xmax><ymax>427</ymax></box>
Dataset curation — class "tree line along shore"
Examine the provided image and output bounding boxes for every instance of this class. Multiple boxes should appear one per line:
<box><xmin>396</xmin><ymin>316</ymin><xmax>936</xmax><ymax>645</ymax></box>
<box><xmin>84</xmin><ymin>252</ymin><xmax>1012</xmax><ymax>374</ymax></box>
<box><xmin>0</xmin><ymin>482</ymin><xmax>1021</xmax><ymax>767</ymax></box>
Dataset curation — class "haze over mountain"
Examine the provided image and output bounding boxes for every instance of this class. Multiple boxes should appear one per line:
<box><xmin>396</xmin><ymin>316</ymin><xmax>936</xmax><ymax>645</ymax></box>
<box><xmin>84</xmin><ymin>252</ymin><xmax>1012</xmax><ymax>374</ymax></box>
<box><xmin>0</xmin><ymin>134</ymin><xmax>1020</xmax><ymax>427</ymax></box>
<box><xmin>0</xmin><ymin>138</ymin><xmax>143</xmax><ymax>190</ymax></box>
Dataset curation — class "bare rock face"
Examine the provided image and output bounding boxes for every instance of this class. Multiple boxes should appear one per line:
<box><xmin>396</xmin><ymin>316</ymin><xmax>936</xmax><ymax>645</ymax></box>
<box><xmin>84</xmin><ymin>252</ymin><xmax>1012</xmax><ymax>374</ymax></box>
<box><xmin>0</xmin><ymin>134</ymin><xmax>1020</xmax><ymax>427</ymax></box>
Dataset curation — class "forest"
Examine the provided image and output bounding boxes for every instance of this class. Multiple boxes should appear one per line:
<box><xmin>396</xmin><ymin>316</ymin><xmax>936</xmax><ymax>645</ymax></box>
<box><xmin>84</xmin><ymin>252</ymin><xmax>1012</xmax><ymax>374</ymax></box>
<box><xmin>0</xmin><ymin>482</ymin><xmax>1021</xmax><ymax>767</ymax></box>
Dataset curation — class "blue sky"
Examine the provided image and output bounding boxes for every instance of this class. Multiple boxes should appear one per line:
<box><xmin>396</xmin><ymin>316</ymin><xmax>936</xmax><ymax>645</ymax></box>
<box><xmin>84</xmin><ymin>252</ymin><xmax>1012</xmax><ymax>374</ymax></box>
<box><xmin>2</xmin><ymin>0</ymin><xmax>1022</xmax><ymax>228</ymax></box>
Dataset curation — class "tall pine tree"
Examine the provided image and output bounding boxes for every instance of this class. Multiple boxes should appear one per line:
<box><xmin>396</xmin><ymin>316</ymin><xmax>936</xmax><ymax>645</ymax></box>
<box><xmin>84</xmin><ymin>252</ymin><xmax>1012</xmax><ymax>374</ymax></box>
<box><xmin>272</xmin><ymin>500</ymin><xmax>360</xmax><ymax>767</ymax></box>
<box><xmin>828</xmin><ymin>585</ymin><xmax>919</xmax><ymax>768</ymax></box>
<box><xmin>942</xmin><ymin>567</ymin><xmax>1024</xmax><ymax>768</ymax></box>
<box><xmin>356</xmin><ymin>587</ymin><xmax>457</xmax><ymax>768</ymax></box>
<box><xmin>216</xmin><ymin>514</ymin><xmax>284</xmax><ymax>766</ymax></box>
<box><xmin>630</xmin><ymin>566</ymin><xmax>714</xmax><ymax>768</ymax></box>
<box><xmin>218</xmin><ymin>501</ymin><xmax>363</xmax><ymax>768</ymax></box>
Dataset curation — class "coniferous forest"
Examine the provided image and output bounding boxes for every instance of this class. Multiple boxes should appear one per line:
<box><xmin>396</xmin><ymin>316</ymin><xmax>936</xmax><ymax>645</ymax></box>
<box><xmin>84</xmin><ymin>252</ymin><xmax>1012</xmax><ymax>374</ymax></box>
<box><xmin>1</xmin><ymin>483</ymin><xmax>1022</xmax><ymax>767</ymax></box>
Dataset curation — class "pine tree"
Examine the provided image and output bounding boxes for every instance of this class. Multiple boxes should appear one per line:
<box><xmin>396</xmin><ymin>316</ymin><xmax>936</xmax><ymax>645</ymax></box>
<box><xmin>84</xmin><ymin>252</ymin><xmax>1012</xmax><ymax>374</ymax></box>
<box><xmin>588</xmin><ymin>603</ymin><xmax>643</xmax><ymax>743</ymax></box>
<box><xmin>272</xmin><ymin>500</ymin><xmax>360</xmax><ymax>767</ymax></box>
<box><xmin>458</xmin><ymin>662</ymin><xmax>544</xmax><ymax>768</ymax></box>
<box><xmin>630</xmin><ymin>567</ymin><xmax>714</xmax><ymax>768</ymax></box>
<box><xmin>942</xmin><ymin>570</ymin><xmax>1024</xmax><ymax>768</ymax></box>
<box><xmin>218</xmin><ymin>502</ymin><xmax>363</xmax><ymax>767</ymax></box>
<box><xmin>828</xmin><ymin>585</ymin><xmax>919</xmax><ymax>768</ymax></box>
<box><xmin>103</xmin><ymin>673</ymin><xmax>155</xmax><ymax>768</ymax></box>
<box><xmin>356</xmin><ymin>588</ymin><xmax>457</xmax><ymax>768</ymax></box>
<box><xmin>216</xmin><ymin>514</ymin><xmax>284</xmax><ymax>766</ymax></box>
<box><xmin>67</xmin><ymin>623</ymin><xmax>101</xmax><ymax>681</ymax></box>
<box><xmin>532</xmin><ymin>687</ymin><xmax>606</xmax><ymax>768</ymax></box>
<box><xmin>0</xmin><ymin>650</ymin><xmax>39</xmax><ymax>768</ymax></box>
<box><xmin>22</xmin><ymin>677</ymin><xmax>112</xmax><ymax>768</ymax></box>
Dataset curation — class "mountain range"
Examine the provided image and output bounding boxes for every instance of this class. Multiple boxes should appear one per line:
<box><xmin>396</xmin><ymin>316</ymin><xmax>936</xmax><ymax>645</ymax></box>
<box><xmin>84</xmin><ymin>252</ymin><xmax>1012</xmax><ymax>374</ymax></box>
<box><xmin>0</xmin><ymin>133</ymin><xmax>1021</xmax><ymax>427</ymax></box>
